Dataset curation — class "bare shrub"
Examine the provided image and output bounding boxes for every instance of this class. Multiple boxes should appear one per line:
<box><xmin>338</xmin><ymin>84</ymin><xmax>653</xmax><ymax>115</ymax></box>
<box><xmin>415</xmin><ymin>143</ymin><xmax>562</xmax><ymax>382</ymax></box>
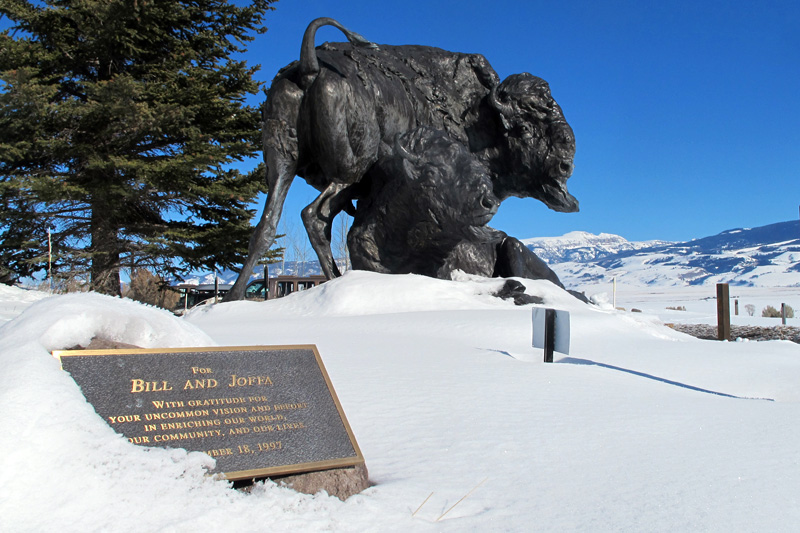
<box><xmin>124</xmin><ymin>269</ymin><xmax>179</xmax><ymax>310</ymax></box>
<box><xmin>763</xmin><ymin>304</ymin><xmax>795</xmax><ymax>319</ymax></box>
<box><xmin>39</xmin><ymin>272</ymin><xmax>90</xmax><ymax>294</ymax></box>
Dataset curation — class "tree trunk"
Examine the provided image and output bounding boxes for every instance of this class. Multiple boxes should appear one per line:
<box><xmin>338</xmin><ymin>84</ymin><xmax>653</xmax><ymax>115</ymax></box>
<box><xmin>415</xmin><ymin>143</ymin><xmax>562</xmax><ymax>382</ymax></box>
<box><xmin>90</xmin><ymin>198</ymin><xmax>121</xmax><ymax>296</ymax></box>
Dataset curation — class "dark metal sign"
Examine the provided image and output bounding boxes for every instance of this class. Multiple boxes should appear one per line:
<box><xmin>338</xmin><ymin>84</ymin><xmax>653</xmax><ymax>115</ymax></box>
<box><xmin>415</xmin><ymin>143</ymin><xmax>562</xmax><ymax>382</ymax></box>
<box><xmin>53</xmin><ymin>345</ymin><xmax>363</xmax><ymax>480</ymax></box>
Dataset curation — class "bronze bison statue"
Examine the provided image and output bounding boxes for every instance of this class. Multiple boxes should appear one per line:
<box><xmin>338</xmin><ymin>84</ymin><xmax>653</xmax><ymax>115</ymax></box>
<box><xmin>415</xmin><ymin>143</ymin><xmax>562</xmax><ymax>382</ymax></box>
<box><xmin>226</xmin><ymin>18</ymin><xmax>577</xmax><ymax>300</ymax></box>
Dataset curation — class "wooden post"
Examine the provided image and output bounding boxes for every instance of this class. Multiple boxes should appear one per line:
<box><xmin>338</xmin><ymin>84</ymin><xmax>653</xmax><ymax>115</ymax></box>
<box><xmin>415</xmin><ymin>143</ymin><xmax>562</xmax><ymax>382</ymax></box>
<box><xmin>543</xmin><ymin>308</ymin><xmax>556</xmax><ymax>363</ymax></box>
<box><xmin>716</xmin><ymin>283</ymin><xmax>731</xmax><ymax>341</ymax></box>
<box><xmin>214</xmin><ymin>275</ymin><xmax>219</xmax><ymax>303</ymax></box>
<box><xmin>264</xmin><ymin>263</ymin><xmax>269</xmax><ymax>300</ymax></box>
<box><xmin>734</xmin><ymin>299</ymin><xmax>739</xmax><ymax>316</ymax></box>
<box><xmin>612</xmin><ymin>276</ymin><xmax>617</xmax><ymax>309</ymax></box>
<box><xmin>782</xmin><ymin>303</ymin><xmax>787</xmax><ymax>326</ymax></box>
<box><xmin>47</xmin><ymin>226</ymin><xmax>53</xmax><ymax>292</ymax></box>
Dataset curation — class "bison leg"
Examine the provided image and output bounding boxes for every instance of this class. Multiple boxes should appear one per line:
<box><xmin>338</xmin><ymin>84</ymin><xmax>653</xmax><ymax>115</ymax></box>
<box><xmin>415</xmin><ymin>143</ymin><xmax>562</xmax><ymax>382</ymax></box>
<box><xmin>301</xmin><ymin>181</ymin><xmax>353</xmax><ymax>279</ymax></box>
<box><xmin>223</xmin><ymin>149</ymin><xmax>296</xmax><ymax>302</ymax></box>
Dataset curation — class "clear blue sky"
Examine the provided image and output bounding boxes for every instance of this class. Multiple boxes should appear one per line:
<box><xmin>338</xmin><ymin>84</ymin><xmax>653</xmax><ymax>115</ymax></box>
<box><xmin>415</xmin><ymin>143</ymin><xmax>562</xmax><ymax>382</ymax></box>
<box><xmin>243</xmin><ymin>0</ymin><xmax>799</xmax><ymax>243</ymax></box>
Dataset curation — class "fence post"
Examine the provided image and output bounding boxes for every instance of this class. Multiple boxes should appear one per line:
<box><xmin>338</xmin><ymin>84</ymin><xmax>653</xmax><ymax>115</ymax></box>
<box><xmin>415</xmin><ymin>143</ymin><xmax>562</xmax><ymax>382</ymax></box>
<box><xmin>716</xmin><ymin>283</ymin><xmax>731</xmax><ymax>341</ymax></box>
<box><xmin>782</xmin><ymin>303</ymin><xmax>787</xmax><ymax>326</ymax></box>
<box><xmin>734</xmin><ymin>299</ymin><xmax>739</xmax><ymax>316</ymax></box>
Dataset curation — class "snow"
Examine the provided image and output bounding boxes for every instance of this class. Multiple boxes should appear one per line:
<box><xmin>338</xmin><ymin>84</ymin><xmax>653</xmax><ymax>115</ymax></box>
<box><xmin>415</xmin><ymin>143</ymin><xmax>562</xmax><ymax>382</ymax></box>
<box><xmin>578</xmin><ymin>281</ymin><xmax>800</xmax><ymax>328</ymax></box>
<box><xmin>2</xmin><ymin>271</ymin><xmax>800</xmax><ymax>531</ymax></box>
<box><xmin>0</xmin><ymin>284</ymin><xmax>50</xmax><ymax>324</ymax></box>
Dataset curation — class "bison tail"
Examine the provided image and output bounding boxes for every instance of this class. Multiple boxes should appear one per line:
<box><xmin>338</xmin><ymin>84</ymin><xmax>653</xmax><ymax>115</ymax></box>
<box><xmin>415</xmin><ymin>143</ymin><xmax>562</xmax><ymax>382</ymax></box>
<box><xmin>299</xmin><ymin>17</ymin><xmax>378</xmax><ymax>89</ymax></box>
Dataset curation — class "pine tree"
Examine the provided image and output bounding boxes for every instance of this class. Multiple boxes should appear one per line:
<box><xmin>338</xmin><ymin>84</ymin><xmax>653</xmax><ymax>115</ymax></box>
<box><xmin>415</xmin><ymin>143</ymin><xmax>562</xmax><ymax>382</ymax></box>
<box><xmin>0</xmin><ymin>0</ymin><xmax>277</xmax><ymax>293</ymax></box>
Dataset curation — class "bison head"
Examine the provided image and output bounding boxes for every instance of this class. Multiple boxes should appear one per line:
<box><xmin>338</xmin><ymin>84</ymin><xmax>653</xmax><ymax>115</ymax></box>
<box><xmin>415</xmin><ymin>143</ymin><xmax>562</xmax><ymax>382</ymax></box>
<box><xmin>488</xmin><ymin>73</ymin><xmax>578</xmax><ymax>213</ymax></box>
<box><xmin>395</xmin><ymin>127</ymin><xmax>500</xmax><ymax>228</ymax></box>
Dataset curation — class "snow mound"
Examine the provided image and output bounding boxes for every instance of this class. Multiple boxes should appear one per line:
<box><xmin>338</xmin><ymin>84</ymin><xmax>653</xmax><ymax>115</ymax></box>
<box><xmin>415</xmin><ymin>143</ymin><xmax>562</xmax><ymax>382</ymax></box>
<box><xmin>187</xmin><ymin>270</ymin><xmax>585</xmax><ymax>321</ymax></box>
<box><xmin>0</xmin><ymin>284</ymin><xmax>50</xmax><ymax>323</ymax></box>
<box><xmin>1</xmin><ymin>291</ymin><xmax>215</xmax><ymax>351</ymax></box>
<box><xmin>0</xmin><ymin>295</ymin><xmax>224</xmax><ymax>530</ymax></box>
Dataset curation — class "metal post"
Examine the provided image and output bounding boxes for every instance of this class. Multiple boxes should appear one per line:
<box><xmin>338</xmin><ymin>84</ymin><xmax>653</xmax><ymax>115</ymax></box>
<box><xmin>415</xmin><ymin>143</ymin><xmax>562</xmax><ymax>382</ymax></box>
<box><xmin>543</xmin><ymin>308</ymin><xmax>556</xmax><ymax>363</ymax></box>
<box><xmin>214</xmin><ymin>275</ymin><xmax>219</xmax><ymax>303</ymax></box>
<box><xmin>782</xmin><ymin>303</ymin><xmax>787</xmax><ymax>326</ymax></box>
<box><xmin>716</xmin><ymin>283</ymin><xmax>731</xmax><ymax>341</ymax></box>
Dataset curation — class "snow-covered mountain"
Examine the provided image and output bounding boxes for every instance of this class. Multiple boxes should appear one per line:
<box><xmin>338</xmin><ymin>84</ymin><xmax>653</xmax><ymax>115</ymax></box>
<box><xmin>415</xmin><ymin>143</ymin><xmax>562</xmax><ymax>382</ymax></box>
<box><xmin>520</xmin><ymin>231</ymin><xmax>670</xmax><ymax>263</ymax></box>
<box><xmin>528</xmin><ymin>220</ymin><xmax>800</xmax><ymax>289</ymax></box>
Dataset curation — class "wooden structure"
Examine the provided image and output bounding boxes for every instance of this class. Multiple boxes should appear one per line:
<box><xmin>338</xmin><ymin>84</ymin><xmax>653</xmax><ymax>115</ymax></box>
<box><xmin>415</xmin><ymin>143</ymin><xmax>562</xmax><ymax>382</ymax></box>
<box><xmin>245</xmin><ymin>275</ymin><xmax>327</xmax><ymax>300</ymax></box>
<box><xmin>174</xmin><ymin>275</ymin><xmax>327</xmax><ymax>313</ymax></box>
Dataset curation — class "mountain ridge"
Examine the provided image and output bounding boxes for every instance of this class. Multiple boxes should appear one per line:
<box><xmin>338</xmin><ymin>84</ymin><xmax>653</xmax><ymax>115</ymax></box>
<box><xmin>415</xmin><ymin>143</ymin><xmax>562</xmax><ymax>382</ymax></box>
<box><xmin>524</xmin><ymin>220</ymin><xmax>800</xmax><ymax>288</ymax></box>
<box><xmin>521</xmin><ymin>231</ymin><xmax>671</xmax><ymax>263</ymax></box>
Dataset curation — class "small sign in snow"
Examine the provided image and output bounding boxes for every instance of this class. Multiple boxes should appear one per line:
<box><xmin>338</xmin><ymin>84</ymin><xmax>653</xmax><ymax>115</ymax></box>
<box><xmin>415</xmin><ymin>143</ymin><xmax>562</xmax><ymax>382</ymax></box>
<box><xmin>53</xmin><ymin>345</ymin><xmax>364</xmax><ymax>480</ymax></box>
<box><xmin>532</xmin><ymin>308</ymin><xmax>570</xmax><ymax>362</ymax></box>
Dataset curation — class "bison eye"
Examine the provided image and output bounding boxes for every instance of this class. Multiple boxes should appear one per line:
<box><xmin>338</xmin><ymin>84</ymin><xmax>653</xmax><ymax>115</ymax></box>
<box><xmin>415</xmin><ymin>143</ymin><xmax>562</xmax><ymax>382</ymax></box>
<box><xmin>422</xmin><ymin>168</ymin><xmax>439</xmax><ymax>181</ymax></box>
<box><xmin>517</xmin><ymin>124</ymin><xmax>534</xmax><ymax>139</ymax></box>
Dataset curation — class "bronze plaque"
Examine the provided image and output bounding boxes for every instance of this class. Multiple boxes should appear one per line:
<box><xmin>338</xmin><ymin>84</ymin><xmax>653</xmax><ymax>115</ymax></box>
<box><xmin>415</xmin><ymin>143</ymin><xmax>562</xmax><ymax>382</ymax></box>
<box><xmin>53</xmin><ymin>345</ymin><xmax>364</xmax><ymax>480</ymax></box>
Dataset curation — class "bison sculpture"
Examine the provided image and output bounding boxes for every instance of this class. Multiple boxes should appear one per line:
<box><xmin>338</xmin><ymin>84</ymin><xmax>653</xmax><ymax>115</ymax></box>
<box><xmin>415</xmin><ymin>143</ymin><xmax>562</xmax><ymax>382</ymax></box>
<box><xmin>348</xmin><ymin>127</ymin><xmax>499</xmax><ymax>277</ymax></box>
<box><xmin>225</xmin><ymin>17</ymin><xmax>577</xmax><ymax>301</ymax></box>
<box><xmin>349</xmin><ymin>126</ymin><xmax>565</xmax><ymax>288</ymax></box>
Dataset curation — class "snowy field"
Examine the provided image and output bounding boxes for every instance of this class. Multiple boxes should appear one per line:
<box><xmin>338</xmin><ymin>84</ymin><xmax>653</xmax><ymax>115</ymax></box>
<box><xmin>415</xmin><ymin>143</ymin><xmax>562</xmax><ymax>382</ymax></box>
<box><xmin>571</xmin><ymin>281</ymin><xmax>800</xmax><ymax>328</ymax></box>
<box><xmin>1</xmin><ymin>272</ymin><xmax>799</xmax><ymax>531</ymax></box>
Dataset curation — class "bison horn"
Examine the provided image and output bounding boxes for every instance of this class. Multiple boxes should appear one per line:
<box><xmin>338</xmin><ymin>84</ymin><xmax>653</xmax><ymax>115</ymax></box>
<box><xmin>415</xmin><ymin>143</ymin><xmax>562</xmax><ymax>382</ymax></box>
<box><xmin>395</xmin><ymin>133</ymin><xmax>422</xmax><ymax>166</ymax></box>
<box><xmin>488</xmin><ymin>85</ymin><xmax>515</xmax><ymax>118</ymax></box>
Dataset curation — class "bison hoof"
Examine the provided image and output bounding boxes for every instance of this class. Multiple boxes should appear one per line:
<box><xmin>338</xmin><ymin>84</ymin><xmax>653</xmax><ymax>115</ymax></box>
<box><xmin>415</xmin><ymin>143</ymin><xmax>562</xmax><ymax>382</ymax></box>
<box><xmin>493</xmin><ymin>279</ymin><xmax>544</xmax><ymax>306</ymax></box>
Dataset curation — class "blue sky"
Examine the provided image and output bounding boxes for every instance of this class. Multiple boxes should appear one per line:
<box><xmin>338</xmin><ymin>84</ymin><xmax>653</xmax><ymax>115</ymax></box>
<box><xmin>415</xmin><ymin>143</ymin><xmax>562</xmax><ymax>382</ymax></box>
<box><xmin>2</xmin><ymin>1</ymin><xmax>796</xmax><ymax>246</ymax></box>
<box><xmin>243</xmin><ymin>0</ymin><xmax>799</xmax><ymax>243</ymax></box>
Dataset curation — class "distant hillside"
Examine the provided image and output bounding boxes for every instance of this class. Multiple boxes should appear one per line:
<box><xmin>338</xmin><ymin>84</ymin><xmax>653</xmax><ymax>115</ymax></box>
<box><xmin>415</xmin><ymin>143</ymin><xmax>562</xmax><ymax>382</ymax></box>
<box><xmin>525</xmin><ymin>220</ymin><xmax>800</xmax><ymax>288</ymax></box>
<box><xmin>520</xmin><ymin>231</ymin><xmax>670</xmax><ymax>263</ymax></box>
